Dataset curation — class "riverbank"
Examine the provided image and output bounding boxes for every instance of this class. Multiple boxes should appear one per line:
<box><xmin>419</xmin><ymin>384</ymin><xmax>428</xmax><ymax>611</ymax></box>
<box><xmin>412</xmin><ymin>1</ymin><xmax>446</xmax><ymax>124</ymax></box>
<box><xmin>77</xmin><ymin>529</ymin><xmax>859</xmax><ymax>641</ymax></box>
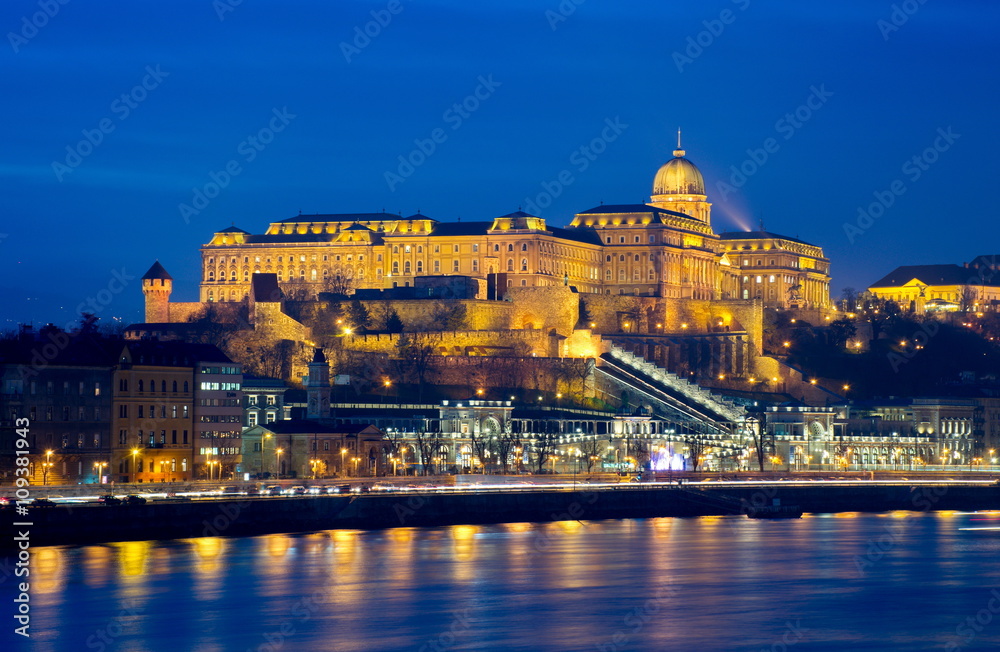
<box><xmin>5</xmin><ymin>480</ymin><xmax>1000</xmax><ymax>548</ymax></box>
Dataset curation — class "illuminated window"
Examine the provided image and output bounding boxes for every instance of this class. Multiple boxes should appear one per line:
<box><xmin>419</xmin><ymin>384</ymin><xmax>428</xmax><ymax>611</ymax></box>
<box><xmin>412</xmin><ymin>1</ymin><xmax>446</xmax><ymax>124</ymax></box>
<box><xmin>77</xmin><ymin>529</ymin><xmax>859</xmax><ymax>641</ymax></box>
<box><xmin>453</xmin><ymin>260</ymin><xmax>460</xmax><ymax>272</ymax></box>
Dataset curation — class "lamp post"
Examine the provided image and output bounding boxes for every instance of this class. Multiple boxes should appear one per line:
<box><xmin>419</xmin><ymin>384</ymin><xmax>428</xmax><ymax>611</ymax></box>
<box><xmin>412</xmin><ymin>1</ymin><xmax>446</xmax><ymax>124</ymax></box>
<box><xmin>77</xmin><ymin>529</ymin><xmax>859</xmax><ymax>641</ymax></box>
<box><xmin>352</xmin><ymin>456</ymin><xmax>360</xmax><ymax>476</ymax></box>
<box><xmin>94</xmin><ymin>461</ymin><xmax>107</xmax><ymax>484</ymax></box>
<box><xmin>400</xmin><ymin>446</ymin><xmax>407</xmax><ymax>476</ymax></box>
<box><xmin>130</xmin><ymin>448</ymin><xmax>140</xmax><ymax>484</ymax></box>
<box><xmin>44</xmin><ymin>449</ymin><xmax>53</xmax><ymax>485</ymax></box>
<box><xmin>341</xmin><ymin>447</ymin><xmax>348</xmax><ymax>478</ymax></box>
<box><xmin>276</xmin><ymin>448</ymin><xmax>283</xmax><ymax>479</ymax></box>
<box><xmin>262</xmin><ymin>433</ymin><xmax>271</xmax><ymax>479</ymax></box>
<box><xmin>382</xmin><ymin>379</ymin><xmax>391</xmax><ymax>404</ymax></box>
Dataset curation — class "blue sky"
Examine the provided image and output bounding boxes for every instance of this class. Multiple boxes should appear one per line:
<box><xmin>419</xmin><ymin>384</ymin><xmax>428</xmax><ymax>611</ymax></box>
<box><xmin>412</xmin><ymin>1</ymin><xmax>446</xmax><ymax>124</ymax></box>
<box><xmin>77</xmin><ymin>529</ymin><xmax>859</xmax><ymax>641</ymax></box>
<box><xmin>2</xmin><ymin>0</ymin><xmax>998</xmax><ymax>328</ymax></box>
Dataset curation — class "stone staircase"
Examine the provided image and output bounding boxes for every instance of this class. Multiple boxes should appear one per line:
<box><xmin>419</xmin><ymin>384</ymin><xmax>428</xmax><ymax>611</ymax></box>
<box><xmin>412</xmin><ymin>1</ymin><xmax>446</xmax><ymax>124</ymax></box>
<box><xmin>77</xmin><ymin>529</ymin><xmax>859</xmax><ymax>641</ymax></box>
<box><xmin>605</xmin><ymin>345</ymin><xmax>746</xmax><ymax>423</ymax></box>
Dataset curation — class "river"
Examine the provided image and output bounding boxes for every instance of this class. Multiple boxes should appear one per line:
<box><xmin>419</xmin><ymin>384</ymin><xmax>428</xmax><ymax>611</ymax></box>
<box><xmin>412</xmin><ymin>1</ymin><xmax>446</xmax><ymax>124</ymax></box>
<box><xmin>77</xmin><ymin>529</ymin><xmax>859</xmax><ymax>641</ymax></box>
<box><xmin>9</xmin><ymin>511</ymin><xmax>1000</xmax><ymax>651</ymax></box>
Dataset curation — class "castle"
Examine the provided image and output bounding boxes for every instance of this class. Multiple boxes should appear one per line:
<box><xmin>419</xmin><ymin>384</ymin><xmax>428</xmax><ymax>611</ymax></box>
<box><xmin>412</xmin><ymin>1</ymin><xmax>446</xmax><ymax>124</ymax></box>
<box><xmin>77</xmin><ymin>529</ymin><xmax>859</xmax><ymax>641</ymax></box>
<box><xmin>141</xmin><ymin>139</ymin><xmax>833</xmax><ymax>384</ymax></box>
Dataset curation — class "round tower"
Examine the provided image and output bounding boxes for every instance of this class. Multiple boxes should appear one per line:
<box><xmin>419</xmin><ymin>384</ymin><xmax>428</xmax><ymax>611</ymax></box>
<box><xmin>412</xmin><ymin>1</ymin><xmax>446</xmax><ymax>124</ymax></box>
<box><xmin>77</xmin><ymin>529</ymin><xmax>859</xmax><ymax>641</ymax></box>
<box><xmin>141</xmin><ymin>261</ymin><xmax>173</xmax><ymax>323</ymax></box>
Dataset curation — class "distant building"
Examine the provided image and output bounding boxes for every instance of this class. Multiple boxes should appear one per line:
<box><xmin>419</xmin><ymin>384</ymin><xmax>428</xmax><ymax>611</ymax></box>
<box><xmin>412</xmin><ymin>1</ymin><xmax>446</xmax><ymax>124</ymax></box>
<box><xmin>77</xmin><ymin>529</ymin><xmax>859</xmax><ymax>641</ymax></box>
<box><xmin>868</xmin><ymin>262</ymin><xmax>1000</xmax><ymax>313</ymax></box>
<box><xmin>242</xmin><ymin>420</ymin><xmax>384</xmax><ymax>479</ymax></box>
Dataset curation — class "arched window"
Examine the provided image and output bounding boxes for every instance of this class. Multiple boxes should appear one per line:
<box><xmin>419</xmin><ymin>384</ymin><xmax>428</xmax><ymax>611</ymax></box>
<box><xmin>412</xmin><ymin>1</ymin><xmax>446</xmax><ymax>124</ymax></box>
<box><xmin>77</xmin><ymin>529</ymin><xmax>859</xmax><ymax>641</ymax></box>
<box><xmin>416</xmin><ymin>260</ymin><xmax>423</xmax><ymax>273</ymax></box>
<box><xmin>417</xmin><ymin>246</ymin><xmax>423</xmax><ymax>254</ymax></box>
<box><xmin>606</xmin><ymin>255</ymin><xmax>612</xmax><ymax>262</ymax></box>
<box><xmin>521</xmin><ymin>243</ymin><xmax>527</xmax><ymax>251</ymax></box>
<box><xmin>507</xmin><ymin>244</ymin><xmax>514</xmax><ymax>252</ymax></box>
<box><xmin>310</xmin><ymin>269</ymin><xmax>317</xmax><ymax>281</ymax></box>
<box><xmin>138</xmin><ymin>380</ymin><xmax>143</xmax><ymax>392</ymax></box>
<box><xmin>619</xmin><ymin>255</ymin><xmax>625</xmax><ymax>262</ymax></box>
<box><xmin>208</xmin><ymin>290</ymin><xmax>214</xmax><ymax>302</ymax></box>
<box><xmin>507</xmin><ymin>259</ymin><xmax>514</xmax><ymax>272</ymax></box>
<box><xmin>183</xmin><ymin>381</ymin><xmax>189</xmax><ymax>393</ymax></box>
<box><xmin>161</xmin><ymin>380</ymin><xmax>167</xmax><ymax>393</ymax></box>
<box><xmin>618</xmin><ymin>269</ymin><xmax>626</xmax><ymax>281</ymax></box>
<box><xmin>404</xmin><ymin>261</ymin><xmax>411</xmax><ymax>274</ymax></box>
<box><xmin>172</xmin><ymin>381</ymin><xmax>177</xmax><ymax>393</ymax></box>
<box><xmin>521</xmin><ymin>258</ymin><xmax>528</xmax><ymax>272</ymax></box>
<box><xmin>405</xmin><ymin>245</ymin><xmax>411</xmax><ymax>253</ymax></box>
<box><xmin>605</xmin><ymin>270</ymin><xmax>612</xmax><ymax>280</ymax></box>
<box><xmin>393</xmin><ymin>245</ymin><xmax>399</xmax><ymax>254</ymax></box>
<box><xmin>392</xmin><ymin>261</ymin><xmax>399</xmax><ymax>274</ymax></box>
<box><xmin>208</xmin><ymin>271</ymin><xmax>215</xmax><ymax>281</ymax></box>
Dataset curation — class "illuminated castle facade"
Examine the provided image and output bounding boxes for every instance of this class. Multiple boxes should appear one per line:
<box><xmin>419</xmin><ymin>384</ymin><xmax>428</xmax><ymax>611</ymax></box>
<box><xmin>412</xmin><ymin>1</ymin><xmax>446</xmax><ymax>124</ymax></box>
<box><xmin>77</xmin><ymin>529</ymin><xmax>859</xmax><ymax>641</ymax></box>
<box><xmin>193</xmin><ymin>141</ymin><xmax>832</xmax><ymax>311</ymax></box>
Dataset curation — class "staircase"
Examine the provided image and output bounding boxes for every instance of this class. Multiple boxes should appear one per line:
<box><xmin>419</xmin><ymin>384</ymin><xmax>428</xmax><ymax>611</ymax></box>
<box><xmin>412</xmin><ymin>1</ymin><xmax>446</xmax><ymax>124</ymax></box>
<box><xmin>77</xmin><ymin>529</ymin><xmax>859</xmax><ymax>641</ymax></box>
<box><xmin>602</xmin><ymin>345</ymin><xmax>746</xmax><ymax>425</ymax></box>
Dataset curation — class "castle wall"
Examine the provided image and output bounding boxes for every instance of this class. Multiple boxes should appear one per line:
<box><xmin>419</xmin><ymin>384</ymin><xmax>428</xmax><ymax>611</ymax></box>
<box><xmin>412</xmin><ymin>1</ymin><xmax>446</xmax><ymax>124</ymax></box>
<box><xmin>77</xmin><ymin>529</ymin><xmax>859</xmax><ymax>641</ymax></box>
<box><xmin>502</xmin><ymin>286</ymin><xmax>580</xmax><ymax>335</ymax></box>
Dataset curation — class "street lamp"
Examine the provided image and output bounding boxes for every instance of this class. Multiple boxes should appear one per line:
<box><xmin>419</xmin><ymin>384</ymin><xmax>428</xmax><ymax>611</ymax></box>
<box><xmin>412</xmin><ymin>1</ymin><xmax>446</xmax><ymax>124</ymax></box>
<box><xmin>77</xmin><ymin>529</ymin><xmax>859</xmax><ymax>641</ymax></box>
<box><xmin>352</xmin><ymin>456</ymin><xmax>360</xmax><ymax>476</ymax></box>
<box><xmin>400</xmin><ymin>446</ymin><xmax>407</xmax><ymax>476</ymax></box>
<box><xmin>341</xmin><ymin>447</ymin><xmax>348</xmax><ymax>478</ymax></box>
<box><xmin>131</xmin><ymin>448</ymin><xmax>140</xmax><ymax>484</ymax></box>
<box><xmin>382</xmin><ymin>379</ymin><xmax>391</xmax><ymax>404</ymax></box>
<box><xmin>44</xmin><ymin>449</ymin><xmax>53</xmax><ymax>485</ymax></box>
<box><xmin>276</xmin><ymin>448</ymin><xmax>283</xmax><ymax>479</ymax></box>
<box><xmin>262</xmin><ymin>433</ymin><xmax>272</xmax><ymax>479</ymax></box>
<box><xmin>310</xmin><ymin>459</ymin><xmax>320</xmax><ymax>480</ymax></box>
<box><xmin>94</xmin><ymin>461</ymin><xmax>108</xmax><ymax>484</ymax></box>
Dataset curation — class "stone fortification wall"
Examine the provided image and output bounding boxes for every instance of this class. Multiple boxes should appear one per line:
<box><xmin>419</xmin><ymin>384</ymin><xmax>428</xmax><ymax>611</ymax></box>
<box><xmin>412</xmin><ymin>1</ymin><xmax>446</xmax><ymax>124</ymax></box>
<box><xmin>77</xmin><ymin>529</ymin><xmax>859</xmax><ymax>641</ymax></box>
<box><xmin>502</xmin><ymin>286</ymin><xmax>580</xmax><ymax>335</ymax></box>
<box><xmin>342</xmin><ymin>329</ymin><xmax>558</xmax><ymax>357</ymax></box>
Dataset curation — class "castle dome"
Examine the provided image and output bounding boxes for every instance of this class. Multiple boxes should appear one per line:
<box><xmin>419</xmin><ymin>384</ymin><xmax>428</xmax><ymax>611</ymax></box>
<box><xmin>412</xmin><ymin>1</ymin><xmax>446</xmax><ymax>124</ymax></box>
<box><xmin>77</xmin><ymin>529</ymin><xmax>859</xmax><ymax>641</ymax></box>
<box><xmin>652</xmin><ymin>132</ymin><xmax>705</xmax><ymax>196</ymax></box>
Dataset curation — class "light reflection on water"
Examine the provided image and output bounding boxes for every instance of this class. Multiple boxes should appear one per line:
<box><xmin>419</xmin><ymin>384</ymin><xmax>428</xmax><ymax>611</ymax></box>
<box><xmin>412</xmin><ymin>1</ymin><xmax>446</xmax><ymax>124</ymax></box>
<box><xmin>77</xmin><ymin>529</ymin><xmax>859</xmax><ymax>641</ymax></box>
<box><xmin>19</xmin><ymin>512</ymin><xmax>1000</xmax><ymax>651</ymax></box>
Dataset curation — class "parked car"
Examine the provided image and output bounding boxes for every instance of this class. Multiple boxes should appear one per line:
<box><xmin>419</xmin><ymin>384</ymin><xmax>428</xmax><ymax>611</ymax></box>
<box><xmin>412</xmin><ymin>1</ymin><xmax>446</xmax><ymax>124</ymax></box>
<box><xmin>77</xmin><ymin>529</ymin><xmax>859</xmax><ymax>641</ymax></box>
<box><xmin>264</xmin><ymin>485</ymin><xmax>283</xmax><ymax>496</ymax></box>
<box><xmin>97</xmin><ymin>495</ymin><xmax>122</xmax><ymax>506</ymax></box>
<box><xmin>327</xmin><ymin>484</ymin><xmax>352</xmax><ymax>494</ymax></box>
<box><xmin>122</xmin><ymin>495</ymin><xmax>147</xmax><ymax>506</ymax></box>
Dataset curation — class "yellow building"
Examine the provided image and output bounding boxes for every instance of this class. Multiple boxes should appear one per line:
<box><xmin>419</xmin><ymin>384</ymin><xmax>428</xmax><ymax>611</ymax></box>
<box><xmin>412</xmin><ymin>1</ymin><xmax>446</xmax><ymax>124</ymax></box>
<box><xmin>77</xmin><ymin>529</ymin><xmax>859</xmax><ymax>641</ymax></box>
<box><xmin>194</xmin><ymin>141</ymin><xmax>831</xmax><ymax>310</ymax></box>
<box><xmin>868</xmin><ymin>263</ymin><xmax>1000</xmax><ymax>312</ymax></box>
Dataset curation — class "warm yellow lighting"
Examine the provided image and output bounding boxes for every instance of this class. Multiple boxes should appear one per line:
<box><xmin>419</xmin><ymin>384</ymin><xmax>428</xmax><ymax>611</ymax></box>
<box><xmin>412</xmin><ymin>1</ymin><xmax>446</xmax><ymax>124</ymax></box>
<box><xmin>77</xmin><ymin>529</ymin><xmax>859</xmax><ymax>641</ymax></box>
<box><xmin>809</xmin><ymin>379</ymin><xmax>817</xmax><ymax>385</ymax></box>
<box><xmin>680</xmin><ymin>323</ymin><xmax>688</xmax><ymax>329</ymax></box>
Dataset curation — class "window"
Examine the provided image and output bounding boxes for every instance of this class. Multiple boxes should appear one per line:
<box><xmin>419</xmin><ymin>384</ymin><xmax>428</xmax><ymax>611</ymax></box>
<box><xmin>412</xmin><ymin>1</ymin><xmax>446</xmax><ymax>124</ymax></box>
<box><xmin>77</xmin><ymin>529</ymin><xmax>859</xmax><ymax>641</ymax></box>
<box><xmin>521</xmin><ymin>258</ymin><xmax>528</xmax><ymax>272</ymax></box>
<box><xmin>138</xmin><ymin>380</ymin><xmax>144</xmax><ymax>392</ymax></box>
<box><xmin>507</xmin><ymin>259</ymin><xmax>514</xmax><ymax>272</ymax></box>
<box><xmin>404</xmin><ymin>261</ymin><xmax>411</xmax><ymax>274</ymax></box>
<box><xmin>619</xmin><ymin>237</ymin><xmax>625</xmax><ymax>244</ymax></box>
<box><xmin>606</xmin><ymin>255</ymin><xmax>612</xmax><ymax>262</ymax></box>
<box><xmin>172</xmin><ymin>381</ymin><xmax>178</xmax><ymax>393</ymax></box>
<box><xmin>248</xmin><ymin>412</ymin><xmax>258</xmax><ymax>427</ymax></box>
<box><xmin>472</xmin><ymin>244</ymin><xmax>479</xmax><ymax>253</ymax></box>
<box><xmin>472</xmin><ymin>259</ymin><xmax>479</xmax><ymax>272</ymax></box>
<box><xmin>405</xmin><ymin>245</ymin><xmax>411</xmax><ymax>253</ymax></box>
<box><xmin>649</xmin><ymin>236</ymin><xmax>655</xmax><ymax>243</ymax></box>
<box><xmin>634</xmin><ymin>236</ymin><xmax>640</xmax><ymax>243</ymax></box>
<box><xmin>392</xmin><ymin>261</ymin><xmax>399</xmax><ymax>274</ymax></box>
<box><xmin>606</xmin><ymin>237</ymin><xmax>611</xmax><ymax>244</ymax></box>
<box><xmin>138</xmin><ymin>405</ymin><xmax>144</xmax><ymax>418</ymax></box>
<box><xmin>183</xmin><ymin>381</ymin><xmax>189</xmax><ymax>393</ymax></box>
<box><xmin>454</xmin><ymin>244</ymin><xmax>460</xmax><ymax>253</ymax></box>
<box><xmin>521</xmin><ymin>243</ymin><xmax>527</xmax><ymax>252</ymax></box>
<box><xmin>493</xmin><ymin>244</ymin><xmax>499</xmax><ymax>252</ymax></box>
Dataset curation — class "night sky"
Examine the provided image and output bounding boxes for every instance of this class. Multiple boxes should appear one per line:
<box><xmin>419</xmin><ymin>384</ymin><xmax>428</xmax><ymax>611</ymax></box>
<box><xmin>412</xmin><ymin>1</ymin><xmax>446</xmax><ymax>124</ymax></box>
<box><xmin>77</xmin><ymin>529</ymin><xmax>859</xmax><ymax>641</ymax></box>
<box><xmin>2</xmin><ymin>0</ymin><xmax>998</xmax><ymax>329</ymax></box>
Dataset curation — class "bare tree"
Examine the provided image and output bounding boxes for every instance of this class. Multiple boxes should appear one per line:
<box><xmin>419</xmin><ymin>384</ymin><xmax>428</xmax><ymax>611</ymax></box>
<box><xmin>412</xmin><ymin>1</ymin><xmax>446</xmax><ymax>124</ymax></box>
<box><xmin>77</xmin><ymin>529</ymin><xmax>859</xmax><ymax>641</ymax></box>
<box><xmin>395</xmin><ymin>334</ymin><xmax>436</xmax><ymax>401</ymax></box>
<box><xmin>580</xmin><ymin>438</ymin><xmax>605</xmax><ymax>473</ymax></box>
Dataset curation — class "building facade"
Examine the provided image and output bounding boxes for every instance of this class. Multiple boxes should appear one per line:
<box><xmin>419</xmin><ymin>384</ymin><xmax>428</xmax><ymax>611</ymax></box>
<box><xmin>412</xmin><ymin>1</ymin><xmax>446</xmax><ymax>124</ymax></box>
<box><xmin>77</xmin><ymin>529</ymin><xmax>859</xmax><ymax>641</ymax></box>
<box><xmin>191</xmin><ymin>143</ymin><xmax>832</xmax><ymax>311</ymax></box>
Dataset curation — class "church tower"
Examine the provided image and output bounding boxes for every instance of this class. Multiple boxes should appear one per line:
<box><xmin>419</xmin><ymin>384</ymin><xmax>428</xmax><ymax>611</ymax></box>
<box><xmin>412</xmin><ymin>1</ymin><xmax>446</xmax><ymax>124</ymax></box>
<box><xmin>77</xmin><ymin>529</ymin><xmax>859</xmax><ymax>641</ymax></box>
<box><xmin>648</xmin><ymin>130</ymin><xmax>712</xmax><ymax>225</ymax></box>
<box><xmin>305</xmin><ymin>348</ymin><xmax>331</xmax><ymax>419</ymax></box>
<box><xmin>141</xmin><ymin>261</ymin><xmax>173</xmax><ymax>323</ymax></box>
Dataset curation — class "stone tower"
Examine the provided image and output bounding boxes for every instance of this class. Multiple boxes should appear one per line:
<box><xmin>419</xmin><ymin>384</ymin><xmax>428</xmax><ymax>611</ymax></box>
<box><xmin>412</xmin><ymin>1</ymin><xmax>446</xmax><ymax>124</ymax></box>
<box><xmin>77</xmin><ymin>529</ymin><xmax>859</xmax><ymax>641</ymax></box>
<box><xmin>305</xmin><ymin>348</ymin><xmax>331</xmax><ymax>419</ymax></box>
<box><xmin>141</xmin><ymin>261</ymin><xmax>173</xmax><ymax>323</ymax></box>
